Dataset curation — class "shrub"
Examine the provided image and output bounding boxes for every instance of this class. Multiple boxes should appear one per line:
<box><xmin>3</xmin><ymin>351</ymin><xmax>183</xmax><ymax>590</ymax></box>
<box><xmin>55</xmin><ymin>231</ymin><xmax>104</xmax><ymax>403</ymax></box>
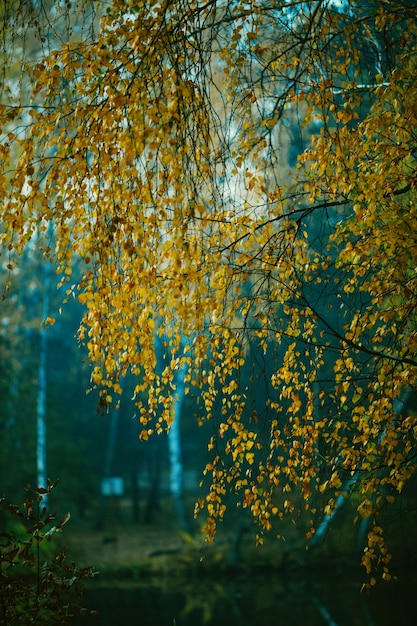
<box><xmin>0</xmin><ymin>480</ymin><xmax>97</xmax><ymax>624</ymax></box>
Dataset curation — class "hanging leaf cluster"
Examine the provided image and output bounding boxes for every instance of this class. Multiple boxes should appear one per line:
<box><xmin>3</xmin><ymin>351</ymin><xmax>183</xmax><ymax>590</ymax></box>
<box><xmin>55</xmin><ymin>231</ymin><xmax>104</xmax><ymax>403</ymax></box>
<box><xmin>1</xmin><ymin>0</ymin><xmax>417</xmax><ymax>581</ymax></box>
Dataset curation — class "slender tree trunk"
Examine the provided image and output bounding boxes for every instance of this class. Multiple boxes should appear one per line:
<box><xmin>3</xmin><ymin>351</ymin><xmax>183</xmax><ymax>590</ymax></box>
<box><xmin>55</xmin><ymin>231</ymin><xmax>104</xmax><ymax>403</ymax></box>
<box><xmin>168</xmin><ymin>361</ymin><xmax>189</xmax><ymax>530</ymax></box>
<box><xmin>155</xmin><ymin>334</ymin><xmax>189</xmax><ymax>530</ymax></box>
<box><xmin>103</xmin><ymin>405</ymin><xmax>119</xmax><ymax>479</ymax></box>
<box><xmin>36</xmin><ymin>256</ymin><xmax>51</xmax><ymax>508</ymax></box>
<box><xmin>309</xmin><ymin>474</ymin><xmax>358</xmax><ymax>549</ymax></box>
<box><xmin>143</xmin><ymin>437</ymin><xmax>162</xmax><ymax>523</ymax></box>
<box><xmin>131</xmin><ymin>434</ymin><xmax>140</xmax><ymax>523</ymax></box>
<box><xmin>95</xmin><ymin>405</ymin><xmax>120</xmax><ymax>530</ymax></box>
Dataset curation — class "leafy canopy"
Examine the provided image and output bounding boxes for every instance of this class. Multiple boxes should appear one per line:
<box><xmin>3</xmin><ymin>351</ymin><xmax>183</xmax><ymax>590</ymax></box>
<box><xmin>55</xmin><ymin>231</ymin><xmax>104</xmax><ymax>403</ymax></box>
<box><xmin>1</xmin><ymin>0</ymin><xmax>417</xmax><ymax>582</ymax></box>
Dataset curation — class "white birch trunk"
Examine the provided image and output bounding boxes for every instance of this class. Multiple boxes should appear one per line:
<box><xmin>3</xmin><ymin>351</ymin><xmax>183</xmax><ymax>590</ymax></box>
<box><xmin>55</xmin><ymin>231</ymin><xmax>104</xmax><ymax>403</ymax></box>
<box><xmin>168</xmin><ymin>360</ymin><xmax>188</xmax><ymax>529</ymax></box>
<box><xmin>155</xmin><ymin>334</ymin><xmax>189</xmax><ymax>529</ymax></box>
<box><xmin>36</xmin><ymin>257</ymin><xmax>51</xmax><ymax>507</ymax></box>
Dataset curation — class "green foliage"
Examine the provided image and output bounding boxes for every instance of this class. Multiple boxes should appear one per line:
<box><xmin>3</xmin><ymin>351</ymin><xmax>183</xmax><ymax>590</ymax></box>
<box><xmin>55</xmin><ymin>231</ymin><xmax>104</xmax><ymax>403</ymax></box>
<box><xmin>0</xmin><ymin>480</ymin><xmax>97</xmax><ymax>625</ymax></box>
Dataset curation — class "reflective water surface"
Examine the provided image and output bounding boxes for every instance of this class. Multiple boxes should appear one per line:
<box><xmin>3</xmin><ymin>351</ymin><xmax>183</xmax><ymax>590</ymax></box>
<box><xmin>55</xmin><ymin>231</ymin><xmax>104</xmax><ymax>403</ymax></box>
<box><xmin>71</xmin><ymin>569</ymin><xmax>416</xmax><ymax>626</ymax></box>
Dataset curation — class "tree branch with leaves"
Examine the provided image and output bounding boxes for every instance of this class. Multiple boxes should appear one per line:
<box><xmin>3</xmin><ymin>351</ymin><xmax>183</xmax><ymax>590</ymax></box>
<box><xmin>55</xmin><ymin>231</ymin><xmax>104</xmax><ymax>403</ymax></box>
<box><xmin>1</xmin><ymin>0</ymin><xmax>417</xmax><ymax>584</ymax></box>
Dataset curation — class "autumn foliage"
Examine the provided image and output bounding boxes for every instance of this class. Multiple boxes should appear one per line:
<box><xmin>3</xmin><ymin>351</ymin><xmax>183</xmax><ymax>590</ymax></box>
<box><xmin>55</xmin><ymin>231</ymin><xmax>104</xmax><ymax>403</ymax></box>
<box><xmin>1</xmin><ymin>0</ymin><xmax>416</xmax><ymax>582</ymax></box>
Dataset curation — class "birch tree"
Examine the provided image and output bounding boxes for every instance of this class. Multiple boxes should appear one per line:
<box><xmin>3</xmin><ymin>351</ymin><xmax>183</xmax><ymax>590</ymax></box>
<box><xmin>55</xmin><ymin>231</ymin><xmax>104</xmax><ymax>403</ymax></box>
<box><xmin>1</xmin><ymin>0</ymin><xmax>416</xmax><ymax>582</ymax></box>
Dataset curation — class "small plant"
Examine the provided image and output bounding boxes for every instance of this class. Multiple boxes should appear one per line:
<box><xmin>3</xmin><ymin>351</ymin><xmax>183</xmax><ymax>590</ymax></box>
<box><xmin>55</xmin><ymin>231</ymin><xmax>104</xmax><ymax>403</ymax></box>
<box><xmin>0</xmin><ymin>479</ymin><xmax>97</xmax><ymax>624</ymax></box>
